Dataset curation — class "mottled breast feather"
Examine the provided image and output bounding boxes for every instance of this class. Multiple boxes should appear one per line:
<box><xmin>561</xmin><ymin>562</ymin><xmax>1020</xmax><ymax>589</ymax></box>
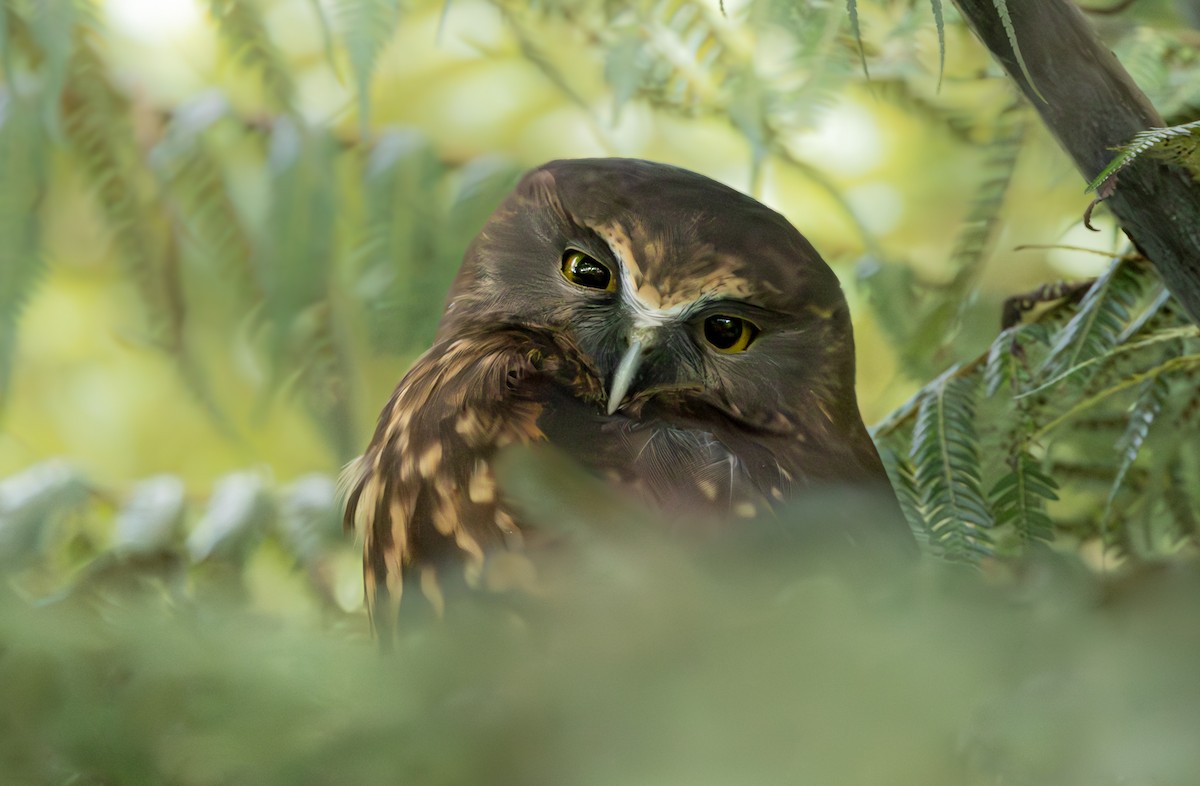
<box><xmin>341</xmin><ymin>325</ymin><xmax>604</xmax><ymax>641</ymax></box>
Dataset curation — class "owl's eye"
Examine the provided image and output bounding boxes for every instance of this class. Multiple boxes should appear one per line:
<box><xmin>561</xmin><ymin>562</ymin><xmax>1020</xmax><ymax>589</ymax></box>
<box><xmin>703</xmin><ymin>315</ymin><xmax>759</xmax><ymax>353</ymax></box>
<box><xmin>561</xmin><ymin>250</ymin><xmax>615</xmax><ymax>291</ymax></box>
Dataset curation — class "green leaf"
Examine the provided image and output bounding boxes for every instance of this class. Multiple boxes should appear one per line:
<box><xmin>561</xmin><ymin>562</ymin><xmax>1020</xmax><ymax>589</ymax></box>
<box><xmin>946</xmin><ymin>105</ymin><xmax>1024</xmax><ymax>289</ymax></box>
<box><xmin>605</xmin><ymin>35</ymin><xmax>650</xmax><ymax>118</ymax></box>
<box><xmin>0</xmin><ymin>91</ymin><xmax>47</xmax><ymax>410</ymax></box>
<box><xmin>846</xmin><ymin>0</ymin><xmax>870</xmax><ymax>79</ymax></box>
<box><xmin>338</xmin><ymin>0</ymin><xmax>402</xmax><ymax>134</ymax></box>
<box><xmin>207</xmin><ymin>0</ymin><xmax>296</xmax><ymax>114</ymax></box>
<box><xmin>1087</xmin><ymin>119</ymin><xmax>1200</xmax><ymax>193</ymax></box>
<box><xmin>984</xmin><ymin>328</ymin><xmax>1021</xmax><ymax>397</ymax></box>
<box><xmin>1101</xmin><ymin>375</ymin><xmax>1170</xmax><ymax>531</ymax></box>
<box><xmin>879</xmin><ymin>447</ymin><xmax>926</xmax><ymax>548</ymax></box>
<box><xmin>909</xmin><ymin>370</ymin><xmax>994</xmax><ymax>561</ymax></box>
<box><xmin>989</xmin><ymin>452</ymin><xmax>1058</xmax><ymax>545</ymax></box>
<box><xmin>63</xmin><ymin>35</ymin><xmax>183</xmax><ymax>351</ymax></box>
<box><xmin>1037</xmin><ymin>259</ymin><xmax>1146</xmax><ymax>389</ymax></box>
<box><xmin>992</xmin><ymin>0</ymin><xmax>1045</xmax><ymax>102</ymax></box>
<box><xmin>259</xmin><ymin>119</ymin><xmax>355</xmax><ymax>458</ymax></box>
<box><xmin>149</xmin><ymin>91</ymin><xmax>259</xmax><ymax>301</ymax></box>
<box><xmin>260</xmin><ymin>118</ymin><xmax>337</xmax><ymax>361</ymax></box>
<box><xmin>354</xmin><ymin>129</ymin><xmax>444</xmax><ymax>355</ymax></box>
<box><xmin>930</xmin><ymin>0</ymin><xmax>945</xmax><ymax>90</ymax></box>
<box><xmin>24</xmin><ymin>0</ymin><xmax>82</xmax><ymax>140</ymax></box>
<box><xmin>1035</xmin><ymin>352</ymin><xmax>1200</xmax><ymax>440</ymax></box>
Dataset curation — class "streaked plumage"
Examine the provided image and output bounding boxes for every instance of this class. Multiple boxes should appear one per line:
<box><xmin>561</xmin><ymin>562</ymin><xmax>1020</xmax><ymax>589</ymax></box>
<box><xmin>344</xmin><ymin>158</ymin><xmax>907</xmax><ymax>638</ymax></box>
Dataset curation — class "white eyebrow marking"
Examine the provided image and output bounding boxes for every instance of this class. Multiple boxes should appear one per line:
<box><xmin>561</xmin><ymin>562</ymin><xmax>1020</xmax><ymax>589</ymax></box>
<box><xmin>606</xmin><ymin>239</ymin><xmax>697</xmax><ymax>330</ymax></box>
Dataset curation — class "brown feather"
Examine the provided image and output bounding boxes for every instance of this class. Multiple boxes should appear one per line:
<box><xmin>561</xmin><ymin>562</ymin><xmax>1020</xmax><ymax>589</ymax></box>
<box><xmin>344</xmin><ymin>158</ymin><xmax>912</xmax><ymax>640</ymax></box>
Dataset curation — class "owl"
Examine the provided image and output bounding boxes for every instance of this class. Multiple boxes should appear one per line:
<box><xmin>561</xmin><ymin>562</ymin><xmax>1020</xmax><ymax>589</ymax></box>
<box><xmin>343</xmin><ymin>158</ymin><xmax>908</xmax><ymax>639</ymax></box>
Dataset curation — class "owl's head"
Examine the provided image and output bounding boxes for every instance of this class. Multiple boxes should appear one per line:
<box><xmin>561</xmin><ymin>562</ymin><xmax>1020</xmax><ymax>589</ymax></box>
<box><xmin>439</xmin><ymin>158</ymin><xmax>862</xmax><ymax>434</ymax></box>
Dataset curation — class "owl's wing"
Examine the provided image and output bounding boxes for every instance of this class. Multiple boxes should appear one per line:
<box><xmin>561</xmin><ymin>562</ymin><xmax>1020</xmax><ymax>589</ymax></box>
<box><xmin>341</xmin><ymin>327</ymin><xmax>601</xmax><ymax>641</ymax></box>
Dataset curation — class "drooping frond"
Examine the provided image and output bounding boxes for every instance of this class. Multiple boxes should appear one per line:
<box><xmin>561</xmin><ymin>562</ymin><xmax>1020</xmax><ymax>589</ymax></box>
<box><xmin>149</xmin><ymin>92</ymin><xmax>259</xmax><ymax>301</ymax></box>
<box><xmin>946</xmin><ymin>104</ymin><xmax>1025</xmax><ymax>289</ymax></box>
<box><xmin>989</xmin><ymin>451</ymin><xmax>1058</xmax><ymax>546</ymax></box>
<box><xmin>257</xmin><ymin>118</ymin><xmax>357</xmax><ymax>456</ymax></box>
<box><xmin>991</xmin><ymin>0</ymin><xmax>1045</xmax><ymax>102</ymax></box>
<box><xmin>1036</xmin><ymin>258</ymin><xmax>1146</xmax><ymax>389</ymax></box>
<box><xmin>206</xmin><ymin>0</ymin><xmax>296</xmax><ymax>114</ymax></box>
<box><xmin>354</xmin><ymin>130</ymin><xmax>445</xmax><ymax>355</ymax></box>
<box><xmin>1088</xmin><ymin>119</ymin><xmax>1200</xmax><ymax>193</ymax></box>
<box><xmin>930</xmin><ymin>0</ymin><xmax>945</xmax><ymax>90</ymax></box>
<box><xmin>1100</xmin><ymin>374</ymin><xmax>1171</xmax><ymax>530</ymax></box>
<box><xmin>909</xmin><ymin>370</ymin><xmax>994</xmax><ymax>561</ymax></box>
<box><xmin>879</xmin><ymin>447</ymin><xmax>926</xmax><ymax>547</ymax></box>
<box><xmin>61</xmin><ymin>31</ymin><xmax>183</xmax><ymax>350</ymax></box>
<box><xmin>846</xmin><ymin>0</ymin><xmax>870</xmax><ymax>79</ymax></box>
<box><xmin>338</xmin><ymin>0</ymin><xmax>403</xmax><ymax>133</ymax></box>
<box><xmin>0</xmin><ymin>90</ymin><xmax>47</xmax><ymax>409</ymax></box>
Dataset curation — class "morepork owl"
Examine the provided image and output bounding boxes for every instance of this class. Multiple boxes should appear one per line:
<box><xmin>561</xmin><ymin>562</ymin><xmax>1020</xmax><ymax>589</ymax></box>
<box><xmin>343</xmin><ymin>158</ymin><xmax>909</xmax><ymax>639</ymax></box>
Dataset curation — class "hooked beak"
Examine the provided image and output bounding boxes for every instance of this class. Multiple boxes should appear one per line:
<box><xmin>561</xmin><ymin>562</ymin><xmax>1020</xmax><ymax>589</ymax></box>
<box><xmin>606</xmin><ymin>338</ymin><xmax>645</xmax><ymax>416</ymax></box>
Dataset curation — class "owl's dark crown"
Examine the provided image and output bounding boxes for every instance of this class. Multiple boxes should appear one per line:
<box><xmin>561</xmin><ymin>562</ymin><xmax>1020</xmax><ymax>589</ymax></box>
<box><xmin>439</xmin><ymin>158</ymin><xmax>861</xmax><ymax>434</ymax></box>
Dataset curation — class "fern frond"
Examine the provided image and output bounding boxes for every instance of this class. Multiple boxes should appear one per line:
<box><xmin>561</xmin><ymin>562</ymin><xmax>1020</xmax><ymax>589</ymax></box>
<box><xmin>930</xmin><ymin>0</ymin><xmax>945</xmax><ymax>90</ymax></box>
<box><xmin>1037</xmin><ymin>258</ymin><xmax>1146</xmax><ymax>388</ymax></box>
<box><xmin>1035</xmin><ymin>352</ymin><xmax>1200</xmax><ymax>439</ymax></box>
<box><xmin>354</xmin><ymin>129</ymin><xmax>444</xmax><ymax>355</ymax></box>
<box><xmin>259</xmin><ymin>118</ymin><xmax>336</xmax><ymax>371</ymax></box>
<box><xmin>1163</xmin><ymin>457</ymin><xmax>1199</xmax><ymax>537</ymax></box>
<box><xmin>1018</xmin><ymin>325</ymin><xmax>1198</xmax><ymax>400</ymax></box>
<box><xmin>1087</xmin><ymin>119</ymin><xmax>1200</xmax><ymax>192</ymax></box>
<box><xmin>989</xmin><ymin>452</ymin><xmax>1058</xmax><ymax>545</ymax></box>
<box><xmin>983</xmin><ymin>327</ymin><xmax>1024</xmax><ymax>397</ymax></box>
<box><xmin>206</xmin><ymin>0</ymin><xmax>296</xmax><ymax>113</ymax></box>
<box><xmin>256</xmin><ymin>119</ymin><xmax>357</xmax><ymax>456</ymax></box>
<box><xmin>0</xmin><ymin>91</ymin><xmax>47</xmax><ymax>410</ymax></box>
<box><xmin>1101</xmin><ymin>375</ymin><xmax>1171</xmax><ymax>529</ymax></box>
<box><xmin>947</xmin><ymin>103</ymin><xmax>1025</xmax><ymax>289</ymax></box>
<box><xmin>910</xmin><ymin>370</ymin><xmax>994</xmax><ymax>561</ymax></box>
<box><xmin>293</xmin><ymin>301</ymin><xmax>357</xmax><ymax>461</ymax></box>
<box><xmin>21</xmin><ymin>0</ymin><xmax>85</xmax><ymax>140</ymax></box>
<box><xmin>879</xmin><ymin>447</ymin><xmax>925</xmax><ymax>547</ymax></box>
<box><xmin>150</xmin><ymin>93</ymin><xmax>259</xmax><ymax>301</ymax></box>
<box><xmin>63</xmin><ymin>32</ymin><xmax>183</xmax><ymax>350</ymax></box>
<box><xmin>846</xmin><ymin>0</ymin><xmax>870</xmax><ymax>79</ymax></box>
<box><xmin>337</xmin><ymin>0</ymin><xmax>402</xmax><ymax>134</ymax></box>
<box><xmin>992</xmin><ymin>0</ymin><xmax>1045</xmax><ymax>102</ymax></box>
<box><xmin>1116</xmin><ymin>283</ymin><xmax>1172</xmax><ymax>343</ymax></box>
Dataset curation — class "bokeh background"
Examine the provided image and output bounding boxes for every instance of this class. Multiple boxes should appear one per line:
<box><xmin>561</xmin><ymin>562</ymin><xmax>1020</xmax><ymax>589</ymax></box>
<box><xmin>3</xmin><ymin>1</ymin><xmax>1200</xmax><ymax>783</ymax></box>
<box><xmin>3</xmin><ymin>0</ymin><xmax>1140</xmax><ymax>486</ymax></box>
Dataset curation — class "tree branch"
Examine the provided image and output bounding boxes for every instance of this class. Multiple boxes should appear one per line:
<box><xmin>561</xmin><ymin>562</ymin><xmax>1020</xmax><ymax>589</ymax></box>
<box><xmin>951</xmin><ymin>0</ymin><xmax>1200</xmax><ymax>325</ymax></box>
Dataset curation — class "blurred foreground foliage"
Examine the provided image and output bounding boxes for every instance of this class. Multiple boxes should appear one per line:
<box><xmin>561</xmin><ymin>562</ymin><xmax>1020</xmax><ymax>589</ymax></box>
<box><xmin>3</xmin><ymin>0</ymin><xmax>1200</xmax><ymax>781</ymax></box>
<box><xmin>4</xmin><ymin>456</ymin><xmax>1200</xmax><ymax>785</ymax></box>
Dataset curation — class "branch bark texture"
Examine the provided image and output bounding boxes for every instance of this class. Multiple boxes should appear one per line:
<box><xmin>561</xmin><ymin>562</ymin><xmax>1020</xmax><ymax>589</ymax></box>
<box><xmin>952</xmin><ymin>0</ymin><xmax>1200</xmax><ymax>324</ymax></box>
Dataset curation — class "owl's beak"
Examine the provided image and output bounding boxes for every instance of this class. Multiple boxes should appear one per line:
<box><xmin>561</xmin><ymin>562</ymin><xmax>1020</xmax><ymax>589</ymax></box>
<box><xmin>606</xmin><ymin>338</ymin><xmax>644</xmax><ymax>415</ymax></box>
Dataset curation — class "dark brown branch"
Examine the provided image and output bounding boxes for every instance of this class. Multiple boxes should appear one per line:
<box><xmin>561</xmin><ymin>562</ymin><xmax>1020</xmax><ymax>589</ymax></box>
<box><xmin>951</xmin><ymin>0</ymin><xmax>1200</xmax><ymax>325</ymax></box>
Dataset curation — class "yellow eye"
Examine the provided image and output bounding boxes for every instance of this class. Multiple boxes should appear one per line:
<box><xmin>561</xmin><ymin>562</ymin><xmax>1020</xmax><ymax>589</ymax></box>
<box><xmin>561</xmin><ymin>250</ymin><xmax>614</xmax><ymax>291</ymax></box>
<box><xmin>703</xmin><ymin>315</ymin><xmax>758</xmax><ymax>353</ymax></box>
